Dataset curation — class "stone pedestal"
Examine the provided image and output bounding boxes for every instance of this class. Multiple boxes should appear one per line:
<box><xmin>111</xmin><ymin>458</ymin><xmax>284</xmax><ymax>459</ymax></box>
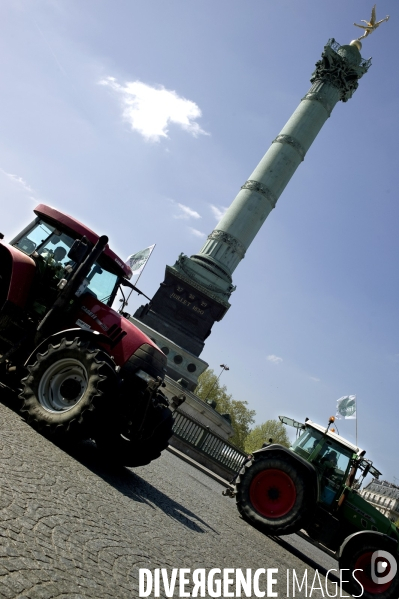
<box><xmin>128</xmin><ymin>315</ymin><xmax>209</xmax><ymax>390</ymax></box>
<box><xmin>133</xmin><ymin>264</ymin><xmax>228</xmax><ymax>357</ymax></box>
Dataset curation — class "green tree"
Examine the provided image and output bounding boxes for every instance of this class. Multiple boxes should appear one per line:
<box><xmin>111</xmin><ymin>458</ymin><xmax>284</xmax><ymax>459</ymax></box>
<box><xmin>196</xmin><ymin>368</ymin><xmax>255</xmax><ymax>450</ymax></box>
<box><xmin>244</xmin><ymin>419</ymin><xmax>290</xmax><ymax>454</ymax></box>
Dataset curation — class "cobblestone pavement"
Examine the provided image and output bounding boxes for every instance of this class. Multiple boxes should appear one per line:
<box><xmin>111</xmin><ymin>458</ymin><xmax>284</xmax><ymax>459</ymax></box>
<box><xmin>0</xmin><ymin>402</ymin><xmax>349</xmax><ymax>598</ymax></box>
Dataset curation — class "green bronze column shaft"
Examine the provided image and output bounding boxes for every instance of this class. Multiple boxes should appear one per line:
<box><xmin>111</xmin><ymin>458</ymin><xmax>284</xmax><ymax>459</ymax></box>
<box><xmin>133</xmin><ymin>36</ymin><xmax>378</xmax><ymax>360</ymax></box>
<box><xmin>174</xmin><ymin>39</ymin><xmax>371</xmax><ymax>307</ymax></box>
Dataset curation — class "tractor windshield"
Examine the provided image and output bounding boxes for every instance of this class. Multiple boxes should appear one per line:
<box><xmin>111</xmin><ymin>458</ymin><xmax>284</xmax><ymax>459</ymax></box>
<box><xmin>85</xmin><ymin>263</ymin><xmax>119</xmax><ymax>305</ymax></box>
<box><xmin>13</xmin><ymin>219</ymin><xmax>120</xmax><ymax>306</ymax></box>
<box><xmin>37</xmin><ymin>232</ymin><xmax>76</xmax><ymax>268</ymax></box>
<box><xmin>291</xmin><ymin>427</ymin><xmax>353</xmax><ymax>473</ymax></box>
<box><xmin>291</xmin><ymin>428</ymin><xmax>323</xmax><ymax>457</ymax></box>
<box><xmin>13</xmin><ymin>220</ymin><xmax>75</xmax><ymax>268</ymax></box>
<box><xmin>13</xmin><ymin>220</ymin><xmax>56</xmax><ymax>256</ymax></box>
<box><xmin>292</xmin><ymin>425</ymin><xmax>354</xmax><ymax>506</ymax></box>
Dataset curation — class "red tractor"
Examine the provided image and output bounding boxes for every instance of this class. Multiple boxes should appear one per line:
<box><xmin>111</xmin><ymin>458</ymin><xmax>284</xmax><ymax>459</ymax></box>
<box><xmin>0</xmin><ymin>204</ymin><xmax>177</xmax><ymax>466</ymax></box>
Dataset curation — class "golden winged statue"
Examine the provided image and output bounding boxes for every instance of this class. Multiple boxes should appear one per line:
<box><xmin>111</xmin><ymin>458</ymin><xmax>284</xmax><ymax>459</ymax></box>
<box><xmin>354</xmin><ymin>4</ymin><xmax>389</xmax><ymax>40</ymax></box>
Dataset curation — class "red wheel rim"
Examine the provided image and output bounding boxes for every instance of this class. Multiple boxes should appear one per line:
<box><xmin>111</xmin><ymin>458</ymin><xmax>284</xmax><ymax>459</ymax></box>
<box><xmin>354</xmin><ymin>551</ymin><xmax>393</xmax><ymax>594</ymax></box>
<box><xmin>249</xmin><ymin>468</ymin><xmax>296</xmax><ymax>518</ymax></box>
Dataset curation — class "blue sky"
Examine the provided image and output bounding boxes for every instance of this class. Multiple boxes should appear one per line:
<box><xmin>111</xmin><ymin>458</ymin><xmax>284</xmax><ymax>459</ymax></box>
<box><xmin>0</xmin><ymin>1</ymin><xmax>398</xmax><ymax>480</ymax></box>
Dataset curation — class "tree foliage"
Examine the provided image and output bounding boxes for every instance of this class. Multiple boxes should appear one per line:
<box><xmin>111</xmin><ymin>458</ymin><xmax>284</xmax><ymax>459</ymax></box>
<box><xmin>244</xmin><ymin>419</ymin><xmax>290</xmax><ymax>454</ymax></box>
<box><xmin>196</xmin><ymin>368</ymin><xmax>255</xmax><ymax>450</ymax></box>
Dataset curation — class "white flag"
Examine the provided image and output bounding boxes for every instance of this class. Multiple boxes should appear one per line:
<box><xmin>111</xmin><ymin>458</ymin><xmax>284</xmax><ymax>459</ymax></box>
<box><xmin>126</xmin><ymin>244</ymin><xmax>155</xmax><ymax>277</ymax></box>
<box><xmin>336</xmin><ymin>395</ymin><xmax>357</xmax><ymax>420</ymax></box>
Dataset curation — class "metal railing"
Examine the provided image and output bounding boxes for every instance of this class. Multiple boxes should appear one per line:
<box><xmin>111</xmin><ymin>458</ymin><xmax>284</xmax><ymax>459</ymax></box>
<box><xmin>172</xmin><ymin>410</ymin><xmax>247</xmax><ymax>473</ymax></box>
<box><xmin>327</xmin><ymin>38</ymin><xmax>372</xmax><ymax>70</ymax></box>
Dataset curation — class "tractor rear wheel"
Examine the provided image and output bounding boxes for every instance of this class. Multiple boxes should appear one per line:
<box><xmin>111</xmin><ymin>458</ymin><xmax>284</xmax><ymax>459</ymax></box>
<box><xmin>95</xmin><ymin>402</ymin><xmax>174</xmax><ymax>467</ymax></box>
<box><xmin>19</xmin><ymin>337</ymin><xmax>115</xmax><ymax>439</ymax></box>
<box><xmin>339</xmin><ymin>540</ymin><xmax>399</xmax><ymax>599</ymax></box>
<box><xmin>235</xmin><ymin>455</ymin><xmax>311</xmax><ymax>535</ymax></box>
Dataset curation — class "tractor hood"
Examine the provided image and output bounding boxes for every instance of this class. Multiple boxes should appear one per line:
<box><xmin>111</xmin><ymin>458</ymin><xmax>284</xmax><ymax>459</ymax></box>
<box><xmin>75</xmin><ymin>293</ymin><xmax>166</xmax><ymax>368</ymax></box>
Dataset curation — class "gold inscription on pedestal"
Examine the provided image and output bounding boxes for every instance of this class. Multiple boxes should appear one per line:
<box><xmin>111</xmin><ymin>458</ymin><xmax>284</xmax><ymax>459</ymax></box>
<box><xmin>170</xmin><ymin>293</ymin><xmax>191</xmax><ymax>307</ymax></box>
<box><xmin>170</xmin><ymin>293</ymin><xmax>205</xmax><ymax>315</ymax></box>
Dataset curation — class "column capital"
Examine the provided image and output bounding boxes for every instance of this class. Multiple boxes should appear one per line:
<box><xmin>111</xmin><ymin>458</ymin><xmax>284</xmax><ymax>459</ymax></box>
<box><xmin>310</xmin><ymin>38</ymin><xmax>371</xmax><ymax>102</ymax></box>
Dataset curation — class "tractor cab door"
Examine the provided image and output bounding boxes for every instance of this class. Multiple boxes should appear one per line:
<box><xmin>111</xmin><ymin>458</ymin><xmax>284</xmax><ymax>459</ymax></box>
<box><xmin>312</xmin><ymin>441</ymin><xmax>353</xmax><ymax>508</ymax></box>
<box><xmin>291</xmin><ymin>429</ymin><xmax>353</xmax><ymax>509</ymax></box>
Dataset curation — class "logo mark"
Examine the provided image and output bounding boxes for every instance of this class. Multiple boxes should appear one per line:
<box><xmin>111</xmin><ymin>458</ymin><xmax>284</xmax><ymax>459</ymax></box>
<box><xmin>371</xmin><ymin>551</ymin><xmax>397</xmax><ymax>585</ymax></box>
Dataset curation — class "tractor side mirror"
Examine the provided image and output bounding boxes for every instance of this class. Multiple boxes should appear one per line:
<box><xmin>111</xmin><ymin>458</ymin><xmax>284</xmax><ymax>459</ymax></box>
<box><xmin>68</xmin><ymin>236</ymin><xmax>89</xmax><ymax>263</ymax></box>
<box><xmin>362</xmin><ymin>463</ymin><xmax>371</xmax><ymax>478</ymax></box>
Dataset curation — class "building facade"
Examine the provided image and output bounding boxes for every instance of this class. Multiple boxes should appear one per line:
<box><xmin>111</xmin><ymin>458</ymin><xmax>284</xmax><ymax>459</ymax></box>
<box><xmin>360</xmin><ymin>479</ymin><xmax>399</xmax><ymax>523</ymax></box>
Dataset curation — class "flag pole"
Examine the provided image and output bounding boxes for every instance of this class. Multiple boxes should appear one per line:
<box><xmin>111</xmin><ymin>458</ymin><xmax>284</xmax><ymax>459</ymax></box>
<box><xmin>356</xmin><ymin>396</ymin><xmax>358</xmax><ymax>447</ymax></box>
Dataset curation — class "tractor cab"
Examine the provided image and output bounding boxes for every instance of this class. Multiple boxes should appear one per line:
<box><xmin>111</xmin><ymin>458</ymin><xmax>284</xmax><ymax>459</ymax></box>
<box><xmin>289</xmin><ymin>420</ymin><xmax>358</xmax><ymax>507</ymax></box>
<box><xmin>9</xmin><ymin>205</ymin><xmax>130</xmax><ymax>319</ymax></box>
<box><xmin>283</xmin><ymin>417</ymin><xmax>382</xmax><ymax>511</ymax></box>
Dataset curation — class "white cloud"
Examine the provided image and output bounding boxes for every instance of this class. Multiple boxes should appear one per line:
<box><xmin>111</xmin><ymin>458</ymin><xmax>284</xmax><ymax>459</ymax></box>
<box><xmin>267</xmin><ymin>355</ymin><xmax>283</xmax><ymax>364</ymax></box>
<box><xmin>188</xmin><ymin>227</ymin><xmax>206</xmax><ymax>238</ymax></box>
<box><xmin>174</xmin><ymin>203</ymin><xmax>201</xmax><ymax>220</ymax></box>
<box><xmin>0</xmin><ymin>169</ymin><xmax>37</xmax><ymax>200</ymax></box>
<box><xmin>210</xmin><ymin>204</ymin><xmax>228</xmax><ymax>221</ymax></box>
<box><xmin>309</xmin><ymin>376</ymin><xmax>320</xmax><ymax>382</ymax></box>
<box><xmin>99</xmin><ymin>77</ymin><xmax>209</xmax><ymax>142</ymax></box>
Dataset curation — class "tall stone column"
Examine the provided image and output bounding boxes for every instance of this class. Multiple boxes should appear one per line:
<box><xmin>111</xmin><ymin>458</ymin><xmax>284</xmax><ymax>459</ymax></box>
<box><xmin>133</xmin><ymin>39</ymin><xmax>371</xmax><ymax>368</ymax></box>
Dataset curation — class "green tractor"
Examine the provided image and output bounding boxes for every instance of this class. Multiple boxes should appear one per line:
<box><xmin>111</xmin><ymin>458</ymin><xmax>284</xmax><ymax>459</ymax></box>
<box><xmin>229</xmin><ymin>416</ymin><xmax>399</xmax><ymax>598</ymax></box>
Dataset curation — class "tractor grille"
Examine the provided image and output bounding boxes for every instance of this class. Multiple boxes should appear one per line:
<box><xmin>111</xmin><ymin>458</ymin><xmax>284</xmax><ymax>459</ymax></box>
<box><xmin>106</xmin><ymin>323</ymin><xmax>127</xmax><ymax>347</ymax></box>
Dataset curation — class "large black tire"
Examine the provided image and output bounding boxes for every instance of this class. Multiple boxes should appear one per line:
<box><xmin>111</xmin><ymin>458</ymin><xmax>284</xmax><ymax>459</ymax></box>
<box><xmin>235</xmin><ymin>455</ymin><xmax>312</xmax><ymax>536</ymax></box>
<box><xmin>0</xmin><ymin>314</ymin><xmax>13</xmax><ymax>330</ymax></box>
<box><xmin>95</xmin><ymin>402</ymin><xmax>174</xmax><ymax>467</ymax></box>
<box><xmin>339</xmin><ymin>539</ymin><xmax>399</xmax><ymax>599</ymax></box>
<box><xmin>19</xmin><ymin>337</ymin><xmax>115</xmax><ymax>439</ymax></box>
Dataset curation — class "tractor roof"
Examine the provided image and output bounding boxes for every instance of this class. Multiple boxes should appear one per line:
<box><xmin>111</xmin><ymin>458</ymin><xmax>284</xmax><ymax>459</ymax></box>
<box><xmin>306</xmin><ymin>420</ymin><xmax>362</xmax><ymax>454</ymax></box>
<box><xmin>34</xmin><ymin>204</ymin><xmax>132</xmax><ymax>279</ymax></box>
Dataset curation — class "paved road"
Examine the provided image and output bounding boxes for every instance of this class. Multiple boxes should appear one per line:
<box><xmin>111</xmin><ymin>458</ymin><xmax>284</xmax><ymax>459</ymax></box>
<box><xmin>0</xmin><ymin>401</ymin><xmax>351</xmax><ymax>598</ymax></box>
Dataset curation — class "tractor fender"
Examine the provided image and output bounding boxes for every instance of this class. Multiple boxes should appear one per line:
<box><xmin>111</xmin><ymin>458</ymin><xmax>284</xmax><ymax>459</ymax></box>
<box><xmin>252</xmin><ymin>444</ymin><xmax>319</xmax><ymax>500</ymax></box>
<box><xmin>0</xmin><ymin>241</ymin><xmax>36</xmax><ymax>308</ymax></box>
<box><xmin>338</xmin><ymin>530</ymin><xmax>399</xmax><ymax>560</ymax></box>
<box><xmin>25</xmin><ymin>328</ymin><xmax>111</xmax><ymax>366</ymax></box>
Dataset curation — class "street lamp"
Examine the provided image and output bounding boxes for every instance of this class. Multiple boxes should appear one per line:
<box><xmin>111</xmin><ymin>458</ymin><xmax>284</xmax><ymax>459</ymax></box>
<box><xmin>204</xmin><ymin>364</ymin><xmax>229</xmax><ymax>401</ymax></box>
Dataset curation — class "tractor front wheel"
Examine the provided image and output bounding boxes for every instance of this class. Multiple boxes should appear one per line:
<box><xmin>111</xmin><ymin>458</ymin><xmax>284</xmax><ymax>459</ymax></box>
<box><xmin>339</xmin><ymin>541</ymin><xmax>399</xmax><ymax>599</ymax></box>
<box><xmin>235</xmin><ymin>455</ymin><xmax>311</xmax><ymax>535</ymax></box>
<box><xmin>19</xmin><ymin>337</ymin><xmax>115</xmax><ymax>439</ymax></box>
